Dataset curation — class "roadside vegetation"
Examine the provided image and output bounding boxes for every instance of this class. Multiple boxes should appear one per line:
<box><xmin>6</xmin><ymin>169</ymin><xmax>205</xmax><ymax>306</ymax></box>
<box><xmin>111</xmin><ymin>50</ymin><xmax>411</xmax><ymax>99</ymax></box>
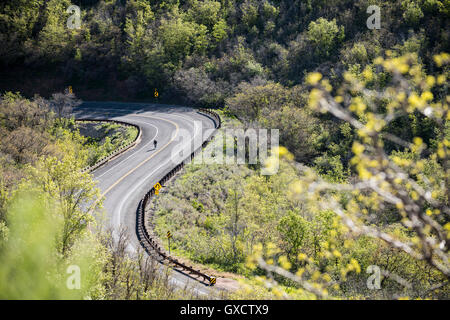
<box><xmin>0</xmin><ymin>93</ymin><xmax>199</xmax><ymax>299</ymax></box>
<box><xmin>151</xmin><ymin>52</ymin><xmax>449</xmax><ymax>299</ymax></box>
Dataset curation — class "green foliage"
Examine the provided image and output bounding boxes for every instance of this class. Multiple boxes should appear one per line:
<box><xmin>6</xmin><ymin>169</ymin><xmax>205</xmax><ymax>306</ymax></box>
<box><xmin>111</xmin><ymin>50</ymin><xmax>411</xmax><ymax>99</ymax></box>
<box><xmin>341</xmin><ymin>42</ymin><xmax>372</xmax><ymax>68</ymax></box>
<box><xmin>188</xmin><ymin>0</ymin><xmax>222</xmax><ymax>30</ymax></box>
<box><xmin>307</xmin><ymin>18</ymin><xmax>344</xmax><ymax>57</ymax></box>
<box><xmin>28</xmin><ymin>0</ymin><xmax>73</xmax><ymax>63</ymax></box>
<box><xmin>313</xmin><ymin>154</ymin><xmax>347</xmax><ymax>183</ymax></box>
<box><xmin>0</xmin><ymin>180</ymin><xmax>107</xmax><ymax>299</ymax></box>
<box><xmin>226</xmin><ymin>82</ymin><xmax>289</xmax><ymax>121</ymax></box>
<box><xmin>0</xmin><ymin>192</ymin><xmax>69</xmax><ymax>299</ymax></box>
<box><xmin>211</xmin><ymin>18</ymin><xmax>228</xmax><ymax>44</ymax></box>
<box><xmin>27</xmin><ymin>154</ymin><xmax>100</xmax><ymax>255</ymax></box>
<box><xmin>297</xmin><ymin>52</ymin><xmax>450</xmax><ymax>298</ymax></box>
<box><xmin>0</xmin><ymin>91</ymin><xmax>202</xmax><ymax>299</ymax></box>
<box><xmin>1</xmin><ymin>0</ymin><xmax>448</xmax><ymax>103</ymax></box>
<box><xmin>277</xmin><ymin>211</ymin><xmax>309</xmax><ymax>260</ymax></box>
<box><xmin>159</xmin><ymin>17</ymin><xmax>204</xmax><ymax>65</ymax></box>
<box><xmin>402</xmin><ymin>0</ymin><xmax>424</xmax><ymax>26</ymax></box>
<box><xmin>1</xmin><ymin>0</ymin><xmax>449</xmax><ymax>301</ymax></box>
<box><xmin>240</xmin><ymin>0</ymin><xmax>259</xmax><ymax>30</ymax></box>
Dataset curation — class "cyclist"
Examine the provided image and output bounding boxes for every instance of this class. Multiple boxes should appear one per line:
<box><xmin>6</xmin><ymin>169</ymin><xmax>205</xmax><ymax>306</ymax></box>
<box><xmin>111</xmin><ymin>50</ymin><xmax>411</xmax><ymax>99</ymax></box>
<box><xmin>153</xmin><ymin>140</ymin><xmax>158</xmax><ymax>149</ymax></box>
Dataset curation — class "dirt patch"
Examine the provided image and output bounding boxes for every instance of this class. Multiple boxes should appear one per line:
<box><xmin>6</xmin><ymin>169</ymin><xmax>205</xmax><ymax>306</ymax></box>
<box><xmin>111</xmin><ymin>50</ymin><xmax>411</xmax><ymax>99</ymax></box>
<box><xmin>215</xmin><ymin>277</ymin><xmax>241</xmax><ymax>291</ymax></box>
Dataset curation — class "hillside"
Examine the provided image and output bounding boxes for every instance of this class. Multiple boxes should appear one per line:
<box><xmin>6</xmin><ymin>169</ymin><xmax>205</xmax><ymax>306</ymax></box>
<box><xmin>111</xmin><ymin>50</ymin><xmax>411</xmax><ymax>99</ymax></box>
<box><xmin>0</xmin><ymin>0</ymin><xmax>448</xmax><ymax>301</ymax></box>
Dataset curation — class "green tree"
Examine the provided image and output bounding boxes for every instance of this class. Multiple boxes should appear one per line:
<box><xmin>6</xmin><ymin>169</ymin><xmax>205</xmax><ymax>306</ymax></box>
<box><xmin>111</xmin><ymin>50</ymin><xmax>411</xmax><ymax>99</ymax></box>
<box><xmin>34</xmin><ymin>0</ymin><xmax>72</xmax><ymax>62</ymax></box>
<box><xmin>124</xmin><ymin>11</ymin><xmax>153</xmax><ymax>72</ymax></box>
<box><xmin>226</xmin><ymin>82</ymin><xmax>289</xmax><ymax>121</ymax></box>
<box><xmin>159</xmin><ymin>17</ymin><xmax>207</xmax><ymax>65</ymax></box>
<box><xmin>188</xmin><ymin>0</ymin><xmax>222</xmax><ymax>30</ymax></box>
<box><xmin>277</xmin><ymin>211</ymin><xmax>308</xmax><ymax>260</ymax></box>
<box><xmin>402</xmin><ymin>0</ymin><xmax>424</xmax><ymax>26</ymax></box>
<box><xmin>212</xmin><ymin>18</ymin><xmax>228</xmax><ymax>44</ymax></box>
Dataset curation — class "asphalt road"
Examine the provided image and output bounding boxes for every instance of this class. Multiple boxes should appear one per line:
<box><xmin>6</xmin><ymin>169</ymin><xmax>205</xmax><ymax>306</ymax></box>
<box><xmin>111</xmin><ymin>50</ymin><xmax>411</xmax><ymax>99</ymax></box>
<box><xmin>74</xmin><ymin>101</ymin><xmax>218</xmax><ymax>297</ymax></box>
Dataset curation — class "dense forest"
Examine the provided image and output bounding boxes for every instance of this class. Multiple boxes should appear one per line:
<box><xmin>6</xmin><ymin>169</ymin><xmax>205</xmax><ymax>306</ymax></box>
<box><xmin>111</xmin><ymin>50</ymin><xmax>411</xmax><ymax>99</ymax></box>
<box><xmin>0</xmin><ymin>0</ymin><xmax>449</xmax><ymax>300</ymax></box>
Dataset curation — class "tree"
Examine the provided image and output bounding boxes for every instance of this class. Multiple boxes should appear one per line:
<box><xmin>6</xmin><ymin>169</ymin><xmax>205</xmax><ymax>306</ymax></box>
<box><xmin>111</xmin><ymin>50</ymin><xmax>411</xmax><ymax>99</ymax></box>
<box><xmin>277</xmin><ymin>211</ymin><xmax>308</xmax><ymax>260</ymax></box>
<box><xmin>0</xmin><ymin>92</ymin><xmax>52</xmax><ymax>132</ymax></box>
<box><xmin>225</xmin><ymin>188</ymin><xmax>246</xmax><ymax>263</ymax></box>
<box><xmin>212</xmin><ymin>18</ymin><xmax>228</xmax><ymax>44</ymax></box>
<box><xmin>34</xmin><ymin>0</ymin><xmax>72</xmax><ymax>63</ymax></box>
<box><xmin>123</xmin><ymin>9</ymin><xmax>154</xmax><ymax>74</ymax></box>
<box><xmin>240</xmin><ymin>0</ymin><xmax>259</xmax><ymax>31</ymax></box>
<box><xmin>1</xmin><ymin>126</ymin><xmax>50</xmax><ymax>164</ymax></box>
<box><xmin>50</xmin><ymin>90</ymin><xmax>81</xmax><ymax>123</ymax></box>
<box><xmin>226</xmin><ymin>81</ymin><xmax>289</xmax><ymax>121</ymax></box>
<box><xmin>402</xmin><ymin>0</ymin><xmax>424</xmax><ymax>26</ymax></box>
<box><xmin>242</xmin><ymin>52</ymin><xmax>450</xmax><ymax>299</ymax></box>
<box><xmin>188</xmin><ymin>0</ymin><xmax>222</xmax><ymax>30</ymax></box>
<box><xmin>226</xmin><ymin>82</ymin><xmax>326</xmax><ymax>162</ymax></box>
<box><xmin>173</xmin><ymin>67</ymin><xmax>224</xmax><ymax>106</ymax></box>
<box><xmin>159</xmin><ymin>17</ymin><xmax>202</xmax><ymax>64</ymax></box>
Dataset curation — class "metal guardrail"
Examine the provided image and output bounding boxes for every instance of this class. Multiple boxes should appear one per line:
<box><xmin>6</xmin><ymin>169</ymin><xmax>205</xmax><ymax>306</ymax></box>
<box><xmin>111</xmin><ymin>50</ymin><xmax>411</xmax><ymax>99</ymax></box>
<box><xmin>136</xmin><ymin>108</ymin><xmax>221</xmax><ymax>286</ymax></box>
<box><xmin>77</xmin><ymin>109</ymin><xmax>222</xmax><ymax>286</ymax></box>
<box><xmin>75</xmin><ymin>119</ymin><xmax>142</xmax><ymax>173</ymax></box>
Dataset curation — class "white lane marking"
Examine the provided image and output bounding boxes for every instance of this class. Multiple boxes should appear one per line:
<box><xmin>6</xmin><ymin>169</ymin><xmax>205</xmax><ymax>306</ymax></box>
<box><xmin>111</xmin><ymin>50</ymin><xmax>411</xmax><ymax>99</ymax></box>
<box><xmin>95</xmin><ymin>120</ymin><xmax>159</xmax><ymax>180</ymax></box>
<box><xmin>136</xmin><ymin>111</ymin><xmax>201</xmax><ymax>143</ymax></box>
<box><xmin>77</xmin><ymin>107</ymin><xmax>209</xmax><ymax>133</ymax></box>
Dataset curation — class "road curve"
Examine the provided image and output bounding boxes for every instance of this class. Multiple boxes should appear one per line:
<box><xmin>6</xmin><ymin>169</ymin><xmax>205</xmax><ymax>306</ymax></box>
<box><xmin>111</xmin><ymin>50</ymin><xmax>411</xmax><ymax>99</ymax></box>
<box><xmin>73</xmin><ymin>101</ymin><xmax>218</xmax><ymax>296</ymax></box>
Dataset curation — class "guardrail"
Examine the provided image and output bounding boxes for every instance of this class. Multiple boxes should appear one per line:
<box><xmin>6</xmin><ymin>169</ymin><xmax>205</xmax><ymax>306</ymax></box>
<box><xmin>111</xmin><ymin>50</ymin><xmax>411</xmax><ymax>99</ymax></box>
<box><xmin>136</xmin><ymin>108</ymin><xmax>221</xmax><ymax>286</ymax></box>
<box><xmin>197</xmin><ymin>108</ymin><xmax>221</xmax><ymax>129</ymax></box>
<box><xmin>75</xmin><ymin>119</ymin><xmax>142</xmax><ymax>173</ymax></box>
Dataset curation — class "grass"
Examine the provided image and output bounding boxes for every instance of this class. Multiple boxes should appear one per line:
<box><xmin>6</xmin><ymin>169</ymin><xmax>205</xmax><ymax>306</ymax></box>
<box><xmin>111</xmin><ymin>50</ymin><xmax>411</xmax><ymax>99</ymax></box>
<box><xmin>77</xmin><ymin>121</ymin><xmax>139</xmax><ymax>167</ymax></box>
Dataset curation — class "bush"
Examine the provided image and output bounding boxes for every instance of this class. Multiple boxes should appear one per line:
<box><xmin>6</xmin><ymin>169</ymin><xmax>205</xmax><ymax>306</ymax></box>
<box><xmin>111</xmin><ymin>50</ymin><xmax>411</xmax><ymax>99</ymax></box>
<box><xmin>307</xmin><ymin>18</ymin><xmax>345</xmax><ymax>58</ymax></box>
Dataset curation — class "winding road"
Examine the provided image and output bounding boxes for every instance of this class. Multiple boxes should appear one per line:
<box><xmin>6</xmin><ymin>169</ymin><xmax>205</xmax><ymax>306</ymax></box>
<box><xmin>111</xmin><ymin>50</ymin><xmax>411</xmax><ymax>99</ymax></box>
<box><xmin>74</xmin><ymin>101</ymin><xmax>218</xmax><ymax>296</ymax></box>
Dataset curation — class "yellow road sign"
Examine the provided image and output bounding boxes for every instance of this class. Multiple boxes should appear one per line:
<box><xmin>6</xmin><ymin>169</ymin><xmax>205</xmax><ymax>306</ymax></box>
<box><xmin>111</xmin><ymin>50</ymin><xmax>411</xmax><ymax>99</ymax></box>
<box><xmin>154</xmin><ymin>89</ymin><xmax>159</xmax><ymax>97</ymax></box>
<box><xmin>209</xmin><ymin>277</ymin><xmax>216</xmax><ymax>285</ymax></box>
<box><xmin>68</xmin><ymin>86</ymin><xmax>73</xmax><ymax>94</ymax></box>
<box><xmin>154</xmin><ymin>182</ymin><xmax>162</xmax><ymax>195</ymax></box>
<box><xmin>167</xmin><ymin>231</ymin><xmax>172</xmax><ymax>239</ymax></box>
